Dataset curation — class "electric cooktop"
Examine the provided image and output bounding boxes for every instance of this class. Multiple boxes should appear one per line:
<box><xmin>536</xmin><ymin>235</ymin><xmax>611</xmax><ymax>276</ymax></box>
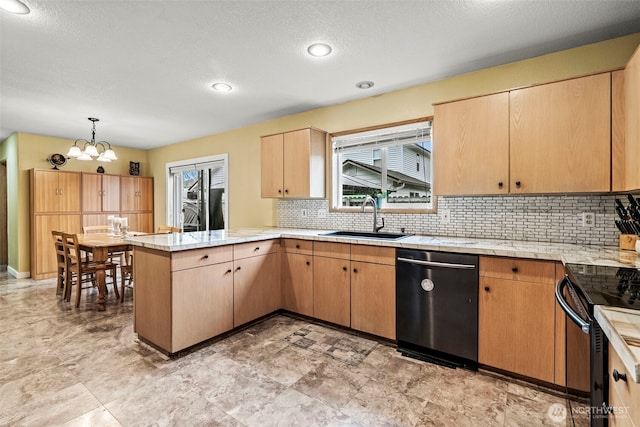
<box><xmin>565</xmin><ymin>263</ymin><xmax>640</xmax><ymax>311</ymax></box>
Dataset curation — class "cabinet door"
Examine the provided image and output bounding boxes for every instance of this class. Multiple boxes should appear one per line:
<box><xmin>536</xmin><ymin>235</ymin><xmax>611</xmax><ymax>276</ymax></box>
<box><xmin>123</xmin><ymin>213</ymin><xmax>153</xmax><ymax>233</ymax></box>
<box><xmin>510</xmin><ymin>73</ymin><xmax>611</xmax><ymax>193</ymax></box>
<box><xmin>33</xmin><ymin>214</ymin><xmax>81</xmax><ymax>278</ymax></box>
<box><xmin>283</xmin><ymin>129</ymin><xmax>311</xmax><ymax>198</ymax></box>
<box><xmin>33</xmin><ymin>170</ymin><xmax>60</xmax><ymax>213</ymax></box>
<box><xmin>137</xmin><ymin>177</ymin><xmax>153</xmax><ymax>211</ymax></box>
<box><xmin>282</xmin><ymin>253</ymin><xmax>313</xmax><ymax>316</ymax></box>
<box><xmin>82</xmin><ymin>173</ymin><xmax>103</xmax><ymax>212</ymax></box>
<box><xmin>172</xmin><ymin>261</ymin><xmax>234</xmax><ymax>352</ymax></box>
<box><xmin>233</xmin><ymin>252</ymin><xmax>280</xmax><ymax>327</ymax></box>
<box><xmin>57</xmin><ymin>171</ymin><xmax>81</xmax><ymax>212</ymax></box>
<box><xmin>351</xmin><ymin>261</ymin><xmax>395</xmax><ymax>340</ymax></box>
<box><xmin>624</xmin><ymin>45</ymin><xmax>640</xmax><ymax>191</ymax></box>
<box><xmin>434</xmin><ymin>93</ymin><xmax>509</xmax><ymax>195</ymax></box>
<box><xmin>102</xmin><ymin>175</ymin><xmax>121</xmax><ymax>212</ymax></box>
<box><xmin>313</xmin><ymin>256</ymin><xmax>350</xmax><ymax>327</ymax></box>
<box><xmin>478</xmin><ymin>277</ymin><xmax>555</xmax><ymax>383</ymax></box>
<box><xmin>120</xmin><ymin>176</ymin><xmax>137</xmax><ymax>211</ymax></box>
<box><xmin>260</xmin><ymin>133</ymin><xmax>284</xmax><ymax>198</ymax></box>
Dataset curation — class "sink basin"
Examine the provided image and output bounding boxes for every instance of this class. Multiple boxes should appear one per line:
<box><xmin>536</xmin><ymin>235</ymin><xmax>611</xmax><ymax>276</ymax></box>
<box><xmin>321</xmin><ymin>230</ymin><xmax>410</xmax><ymax>240</ymax></box>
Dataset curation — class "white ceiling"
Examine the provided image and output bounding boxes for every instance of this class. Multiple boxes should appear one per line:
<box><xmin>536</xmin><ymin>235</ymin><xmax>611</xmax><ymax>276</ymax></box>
<box><xmin>2</xmin><ymin>0</ymin><xmax>640</xmax><ymax>150</ymax></box>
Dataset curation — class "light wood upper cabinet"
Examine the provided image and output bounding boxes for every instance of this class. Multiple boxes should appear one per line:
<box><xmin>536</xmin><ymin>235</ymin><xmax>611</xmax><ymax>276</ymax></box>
<box><xmin>623</xmin><ymin>45</ymin><xmax>640</xmax><ymax>191</ymax></box>
<box><xmin>510</xmin><ymin>73</ymin><xmax>611</xmax><ymax>193</ymax></box>
<box><xmin>82</xmin><ymin>173</ymin><xmax>120</xmax><ymax>213</ymax></box>
<box><xmin>121</xmin><ymin>176</ymin><xmax>153</xmax><ymax>212</ymax></box>
<box><xmin>434</xmin><ymin>92</ymin><xmax>509</xmax><ymax>195</ymax></box>
<box><xmin>260</xmin><ymin>127</ymin><xmax>326</xmax><ymax>198</ymax></box>
<box><xmin>32</xmin><ymin>170</ymin><xmax>81</xmax><ymax>213</ymax></box>
<box><xmin>612</xmin><ymin>70</ymin><xmax>626</xmax><ymax>192</ymax></box>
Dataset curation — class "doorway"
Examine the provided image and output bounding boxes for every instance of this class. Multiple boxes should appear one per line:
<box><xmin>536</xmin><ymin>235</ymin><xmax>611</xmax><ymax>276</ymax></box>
<box><xmin>0</xmin><ymin>161</ymin><xmax>7</xmax><ymax>271</ymax></box>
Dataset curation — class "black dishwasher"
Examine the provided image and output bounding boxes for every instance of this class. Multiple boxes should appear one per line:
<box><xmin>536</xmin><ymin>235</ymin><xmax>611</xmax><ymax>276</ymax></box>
<box><xmin>396</xmin><ymin>249</ymin><xmax>479</xmax><ymax>369</ymax></box>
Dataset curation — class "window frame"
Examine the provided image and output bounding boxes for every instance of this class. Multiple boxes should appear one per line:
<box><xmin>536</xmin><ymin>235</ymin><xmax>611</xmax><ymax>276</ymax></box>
<box><xmin>329</xmin><ymin>117</ymin><xmax>436</xmax><ymax>214</ymax></box>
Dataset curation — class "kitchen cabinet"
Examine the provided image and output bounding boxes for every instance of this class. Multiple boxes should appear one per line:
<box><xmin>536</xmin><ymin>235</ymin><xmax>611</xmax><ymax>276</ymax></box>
<box><xmin>260</xmin><ymin>127</ymin><xmax>326</xmax><ymax>198</ymax></box>
<box><xmin>32</xmin><ymin>169</ymin><xmax>81</xmax><ymax>213</ymax></box>
<box><xmin>612</xmin><ymin>70</ymin><xmax>626</xmax><ymax>192</ymax></box>
<box><xmin>608</xmin><ymin>342</ymin><xmax>640</xmax><ymax>427</ymax></box>
<box><xmin>350</xmin><ymin>245</ymin><xmax>396</xmax><ymax>340</ymax></box>
<box><xmin>233</xmin><ymin>240</ymin><xmax>281</xmax><ymax>327</ymax></box>
<box><xmin>134</xmin><ymin>245</ymin><xmax>234</xmax><ymax>354</ymax></box>
<box><xmin>30</xmin><ymin>169</ymin><xmax>82</xmax><ymax>279</ymax></box>
<box><xmin>510</xmin><ymin>73</ymin><xmax>611</xmax><ymax>193</ymax></box>
<box><xmin>623</xmin><ymin>45</ymin><xmax>640</xmax><ymax>191</ymax></box>
<box><xmin>282</xmin><ymin>239</ymin><xmax>314</xmax><ymax>317</ymax></box>
<box><xmin>478</xmin><ymin>257</ymin><xmax>558</xmax><ymax>383</ymax></box>
<box><xmin>434</xmin><ymin>72</ymin><xmax>612</xmax><ymax>195</ymax></box>
<box><xmin>433</xmin><ymin>92</ymin><xmax>509</xmax><ymax>195</ymax></box>
<box><xmin>121</xmin><ymin>176</ymin><xmax>153</xmax><ymax>212</ymax></box>
<box><xmin>123</xmin><ymin>212</ymin><xmax>154</xmax><ymax>234</ymax></box>
<box><xmin>81</xmin><ymin>173</ymin><xmax>120</xmax><ymax>213</ymax></box>
<box><xmin>313</xmin><ymin>242</ymin><xmax>351</xmax><ymax>327</ymax></box>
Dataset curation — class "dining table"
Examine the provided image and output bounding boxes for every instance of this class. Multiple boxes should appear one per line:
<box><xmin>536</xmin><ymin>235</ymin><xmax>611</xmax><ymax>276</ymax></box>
<box><xmin>77</xmin><ymin>232</ymin><xmax>142</xmax><ymax>311</ymax></box>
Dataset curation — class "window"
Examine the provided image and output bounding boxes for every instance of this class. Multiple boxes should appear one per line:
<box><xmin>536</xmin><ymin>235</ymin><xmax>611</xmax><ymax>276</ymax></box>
<box><xmin>166</xmin><ymin>154</ymin><xmax>228</xmax><ymax>231</ymax></box>
<box><xmin>332</xmin><ymin>120</ymin><xmax>432</xmax><ymax>210</ymax></box>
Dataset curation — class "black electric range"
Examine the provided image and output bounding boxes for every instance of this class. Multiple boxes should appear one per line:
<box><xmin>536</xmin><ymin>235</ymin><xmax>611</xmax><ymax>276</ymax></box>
<box><xmin>565</xmin><ymin>263</ymin><xmax>640</xmax><ymax>312</ymax></box>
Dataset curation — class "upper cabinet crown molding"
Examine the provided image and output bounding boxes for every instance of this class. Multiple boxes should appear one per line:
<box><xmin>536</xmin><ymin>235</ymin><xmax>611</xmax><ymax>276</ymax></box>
<box><xmin>261</xmin><ymin>127</ymin><xmax>327</xmax><ymax>199</ymax></box>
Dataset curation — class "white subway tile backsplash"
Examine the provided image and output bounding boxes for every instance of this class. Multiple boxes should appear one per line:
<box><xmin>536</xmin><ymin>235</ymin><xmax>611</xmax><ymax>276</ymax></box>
<box><xmin>277</xmin><ymin>195</ymin><xmax>623</xmax><ymax>246</ymax></box>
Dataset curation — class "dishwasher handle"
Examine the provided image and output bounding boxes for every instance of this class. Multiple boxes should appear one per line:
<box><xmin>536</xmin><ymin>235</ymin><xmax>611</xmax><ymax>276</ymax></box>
<box><xmin>397</xmin><ymin>257</ymin><xmax>476</xmax><ymax>270</ymax></box>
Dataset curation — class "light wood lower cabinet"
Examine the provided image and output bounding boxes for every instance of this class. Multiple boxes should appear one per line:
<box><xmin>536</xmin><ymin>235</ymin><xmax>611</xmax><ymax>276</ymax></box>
<box><xmin>350</xmin><ymin>246</ymin><xmax>396</xmax><ymax>340</ymax></box>
<box><xmin>233</xmin><ymin>241</ymin><xmax>281</xmax><ymax>327</ymax></box>
<box><xmin>313</xmin><ymin>242</ymin><xmax>351</xmax><ymax>327</ymax></box>
<box><xmin>608</xmin><ymin>342</ymin><xmax>640</xmax><ymax>427</ymax></box>
<box><xmin>31</xmin><ymin>214</ymin><xmax>82</xmax><ymax>279</ymax></box>
<box><xmin>478</xmin><ymin>256</ymin><xmax>558</xmax><ymax>383</ymax></box>
<box><xmin>134</xmin><ymin>245</ymin><xmax>234</xmax><ymax>354</ymax></box>
<box><xmin>282</xmin><ymin>239</ymin><xmax>314</xmax><ymax>317</ymax></box>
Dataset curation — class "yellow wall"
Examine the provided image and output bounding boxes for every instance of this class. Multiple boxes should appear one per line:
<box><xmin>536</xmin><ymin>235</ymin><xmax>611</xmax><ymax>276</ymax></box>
<box><xmin>149</xmin><ymin>33</ymin><xmax>640</xmax><ymax>229</ymax></box>
<box><xmin>3</xmin><ymin>32</ymin><xmax>640</xmax><ymax>276</ymax></box>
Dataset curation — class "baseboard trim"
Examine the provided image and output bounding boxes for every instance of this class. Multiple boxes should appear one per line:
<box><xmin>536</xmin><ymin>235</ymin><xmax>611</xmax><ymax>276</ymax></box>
<box><xmin>7</xmin><ymin>266</ymin><xmax>30</xmax><ymax>279</ymax></box>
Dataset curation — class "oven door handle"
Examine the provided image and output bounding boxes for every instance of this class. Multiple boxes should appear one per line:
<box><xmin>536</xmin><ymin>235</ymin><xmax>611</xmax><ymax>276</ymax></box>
<box><xmin>555</xmin><ymin>277</ymin><xmax>590</xmax><ymax>334</ymax></box>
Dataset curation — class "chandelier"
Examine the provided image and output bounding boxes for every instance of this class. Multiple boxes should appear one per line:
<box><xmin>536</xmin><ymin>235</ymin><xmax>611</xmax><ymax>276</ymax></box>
<box><xmin>66</xmin><ymin>117</ymin><xmax>118</xmax><ymax>162</ymax></box>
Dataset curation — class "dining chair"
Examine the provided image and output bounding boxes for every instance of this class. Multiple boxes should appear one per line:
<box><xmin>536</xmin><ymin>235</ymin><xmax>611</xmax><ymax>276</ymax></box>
<box><xmin>51</xmin><ymin>230</ymin><xmax>67</xmax><ymax>298</ymax></box>
<box><xmin>120</xmin><ymin>250</ymin><xmax>134</xmax><ymax>303</ymax></box>
<box><xmin>156</xmin><ymin>225</ymin><xmax>181</xmax><ymax>233</ymax></box>
<box><xmin>61</xmin><ymin>232</ymin><xmax>119</xmax><ymax>308</ymax></box>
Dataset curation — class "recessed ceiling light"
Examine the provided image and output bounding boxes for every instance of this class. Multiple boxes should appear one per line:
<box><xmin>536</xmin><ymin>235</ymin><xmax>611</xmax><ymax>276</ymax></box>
<box><xmin>307</xmin><ymin>43</ymin><xmax>332</xmax><ymax>57</ymax></box>
<box><xmin>211</xmin><ymin>82</ymin><xmax>232</xmax><ymax>92</ymax></box>
<box><xmin>0</xmin><ymin>0</ymin><xmax>30</xmax><ymax>14</ymax></box>
<box><xmin>356</xmin><ymin>81</ymin><xmax>375</xmax><ymax>89</ymax></box>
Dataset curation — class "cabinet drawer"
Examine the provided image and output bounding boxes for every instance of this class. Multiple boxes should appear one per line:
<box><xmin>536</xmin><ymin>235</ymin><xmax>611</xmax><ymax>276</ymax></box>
<box><xmin>283</xmin><ymin>239</ymin><xmax>313</xmax><ymax>255</ymax></box>
<box><xmin>479</xmin><ymin>256</ymin><xmax>556</xmax><ymax>284</ymax></box>
<box><xmin>171</xmin><ymin>245</ymin><xmax>233</xmax><ymax>271</ymax></box>
<box><xmin>314</xmin><ymin>241</ymin><xmax>350</xmax><ymax>259</ymax></box>
<box><xmin>351</xmin><ymin>245</ymin><xmax>395</xmax><ymax>265</ymax></box>
<box><xmin>608</xmin><ymin>344</ymin><xmax>640</xmax><ymax>426</ymax></box>
<box><xmin>234</xmin><ymin>239</ymin><xmax>279</xmax><ymax>259</ymax></box>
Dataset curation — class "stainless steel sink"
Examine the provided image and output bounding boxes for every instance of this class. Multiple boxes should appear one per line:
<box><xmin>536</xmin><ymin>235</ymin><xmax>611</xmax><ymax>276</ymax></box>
<box><xmin>321</xmin><ymin>230</ymin><xmax>411</xmax><ymax>240</ymax></box>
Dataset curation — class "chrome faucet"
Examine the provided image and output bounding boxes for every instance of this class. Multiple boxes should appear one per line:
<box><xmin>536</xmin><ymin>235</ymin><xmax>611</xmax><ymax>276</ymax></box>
<box><xmin>362</xmin><ymin>195</ymin><xmax>385</xmax><ymax>233</ymax></box>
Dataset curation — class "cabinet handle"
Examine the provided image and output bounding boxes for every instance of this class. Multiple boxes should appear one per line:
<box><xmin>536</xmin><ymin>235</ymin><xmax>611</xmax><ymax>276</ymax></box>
<box><xmin>612</xmin><ymin>369</ymin><xmax>627</xmax><ymax>382</ymax></box>
<box><xmin>515</xmin><ymin>181</ymin><xmax>521</xmax><ymax>188</ymax></box>
<box><xmin>484</xmin><ymin>286</ymin><xmax>490</xmax><ymax>292</ymax></box>
<box><xmin>284</xmin><ymin>189</ymin><xmax>289</xmax><ymax>194</ymax></box>
<box><xmin>295</xmin><ymin>244</ymin><xmax>300</xmax><ymax>249</ymax></box>
<box><xmin>59</xmin><ymin>188</ymin><xmax>63</xmax><ymax>195</ymax></box>
<box><xmin>202</xmin><ymin>255</ymin><xmax>209</xmax><ymax>260</ymax></box>
<box><xmin>306</xmin><ymin>261</ymin><xmax>310</xmax><ymax>266</ymax></box>
<box><xmin>278</xmin><ymin>189</ymin><xmax>282</xmax><ymax>194</ymax></box>
<box><xmin>353</xmin><ymin>268</ymin><xmax>358</xmax><ymax>273</ymax></box>
<box><xmin>235</xmin><ymin>266</ymin><xmax>241</xmax><ymax>272</ymax></box>
<box><xmin>225</xmin><ymin>269</ymin><xmax>232</xmax><ymax>274</ymax></box>
<box><xmin>254</xmin><ymin>247</ymin><xmax>260</xmax><ymax>251</ymax></box>
<box><xmin>498</xmin><ymin>182</ymin><xmax>503</xmax><ymax>188</ymax></box>
<box><xmin>343</xmin><ymin>266</ymin><xmax>347</xmax><ymax>271</ymax></box>
<box><xmin>511</xmin><ymin>266</ymin><xmax>518</xmax><ymax>273</ymax></box>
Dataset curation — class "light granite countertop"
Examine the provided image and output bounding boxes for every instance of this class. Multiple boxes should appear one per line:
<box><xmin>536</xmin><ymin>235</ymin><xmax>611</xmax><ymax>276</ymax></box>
<box><xmin>594</xmin><ymin>306</ymin><xmax>640</xmax><ymax>383</ymax></box>
<box><xmin>126</xmin><ymin>227</ymin><xmax>640</xmax><ymax>268</ymax></box>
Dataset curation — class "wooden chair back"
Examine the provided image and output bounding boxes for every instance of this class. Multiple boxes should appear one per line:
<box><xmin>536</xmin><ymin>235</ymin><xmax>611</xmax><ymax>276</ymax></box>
<box><xmin>51</xmin><ymin>230</ymin><xmax>67</xmax><ymax>297</ymax></box>
<box><xmin>156</xmin><ymin>225</ymin><xmax>181</xmax><ymax>233</ymax></box>
<box><xmin>83</xmin><ymin>225</ymin><xmax>110</xmax><ymax>233</ymax></box>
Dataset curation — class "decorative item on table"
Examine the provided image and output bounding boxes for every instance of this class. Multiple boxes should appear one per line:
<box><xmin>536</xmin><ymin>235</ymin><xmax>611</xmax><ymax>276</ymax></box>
<box><xmin>129</xmin><ymin>161</ymin><xmax>140</xmax><ymax>176</ymax></box>
<box><xmin>112</xmin><ymin>217</ymin><xmax>122</xmax><ymax>237</ymax></box>
<box><xmin>120</xmin><ymin>217</ymin><xmax>129</xmax><ymax>237</ymax></box>
<box><xmin>48</xmin><ymin>153</ymin><xmax>67</xmax><ymax>170</ymax></box>
<box><xmin>107</xmin><ymin>215</ymin><xmax>115</xmax><ymax>235</ymax></box>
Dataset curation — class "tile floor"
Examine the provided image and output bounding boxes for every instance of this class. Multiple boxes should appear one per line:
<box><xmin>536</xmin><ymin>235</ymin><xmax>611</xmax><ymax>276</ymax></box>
<box><xmin>0</xmin><ymin>272</ymin><xmax>582</xmax><ymax>426</ymax></box>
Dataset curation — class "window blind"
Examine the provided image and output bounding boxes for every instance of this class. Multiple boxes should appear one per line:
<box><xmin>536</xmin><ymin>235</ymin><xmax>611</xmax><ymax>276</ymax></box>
<box><xmin>333</xmin><ymin>121</ymin><xmax>432</xmax><ymax>153</ymax></box>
